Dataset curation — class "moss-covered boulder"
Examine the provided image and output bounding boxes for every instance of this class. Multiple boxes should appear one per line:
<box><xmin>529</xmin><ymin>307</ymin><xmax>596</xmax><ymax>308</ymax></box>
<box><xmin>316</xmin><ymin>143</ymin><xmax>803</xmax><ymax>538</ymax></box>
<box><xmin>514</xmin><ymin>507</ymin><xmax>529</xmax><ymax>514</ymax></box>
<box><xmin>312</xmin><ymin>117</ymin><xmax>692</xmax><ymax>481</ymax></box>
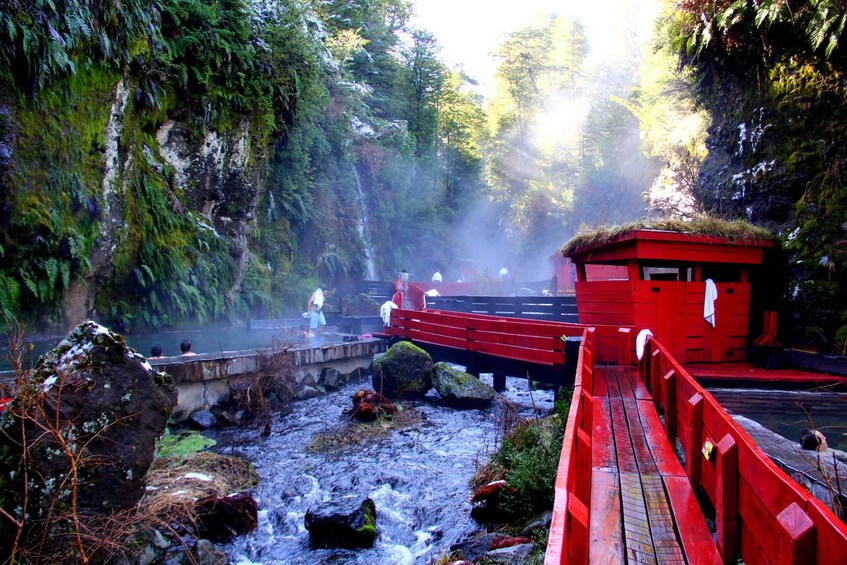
<box><xmin>305</xmin><ymin>497</ymin><xmax>377</xmax><ymax>549</ymax></box>
<box><xmin>431</xmin><ymin>362</ymin><xmax>496</xmax><ymax>408</ymax></box>
<box><xmin>372</xmin><ymin>341</ymin><xmax>433</xmax><ymax>398</ymax></box>
<box><xmin>0</xmin><ymin>322</ymin><xmax>178</xmax><ymax>535</ymax></box>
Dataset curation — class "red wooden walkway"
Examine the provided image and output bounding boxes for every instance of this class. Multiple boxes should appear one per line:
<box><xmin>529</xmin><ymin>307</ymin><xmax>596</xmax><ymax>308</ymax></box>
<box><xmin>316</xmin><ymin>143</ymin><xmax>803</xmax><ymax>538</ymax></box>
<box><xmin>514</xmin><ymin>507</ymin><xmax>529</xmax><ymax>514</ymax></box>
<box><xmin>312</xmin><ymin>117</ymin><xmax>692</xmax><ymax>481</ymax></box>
<box><xmin>381</xmin><ymin>309</ymin><xmax>847</xmax><ymax>563</ymax></box>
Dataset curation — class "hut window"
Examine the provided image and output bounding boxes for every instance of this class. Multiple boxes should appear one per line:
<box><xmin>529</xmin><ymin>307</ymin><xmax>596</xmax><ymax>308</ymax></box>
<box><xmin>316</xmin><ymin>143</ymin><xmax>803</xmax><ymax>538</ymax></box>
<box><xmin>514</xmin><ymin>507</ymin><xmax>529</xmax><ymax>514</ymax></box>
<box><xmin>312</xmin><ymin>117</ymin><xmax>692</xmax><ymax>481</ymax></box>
<box><xmin>641</xmin><ymin>266</ymin><xmax>693</xmax><ymax>282</ymax></box>
<box><xmin>701</xmin><ymin>265</ymin><xmax>742</xmax><ymax>282</ymax></box>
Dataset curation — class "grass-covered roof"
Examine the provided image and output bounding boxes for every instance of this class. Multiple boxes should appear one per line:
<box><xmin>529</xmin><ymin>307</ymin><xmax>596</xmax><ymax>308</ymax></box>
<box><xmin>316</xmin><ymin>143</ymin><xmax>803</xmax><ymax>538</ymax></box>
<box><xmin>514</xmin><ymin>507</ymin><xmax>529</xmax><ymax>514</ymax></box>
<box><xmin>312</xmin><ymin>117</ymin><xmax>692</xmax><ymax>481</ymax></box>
<box><xmin>560</xmin><ymin>217</ymin><xmax>775</xmax><ymax>257</ymax></box>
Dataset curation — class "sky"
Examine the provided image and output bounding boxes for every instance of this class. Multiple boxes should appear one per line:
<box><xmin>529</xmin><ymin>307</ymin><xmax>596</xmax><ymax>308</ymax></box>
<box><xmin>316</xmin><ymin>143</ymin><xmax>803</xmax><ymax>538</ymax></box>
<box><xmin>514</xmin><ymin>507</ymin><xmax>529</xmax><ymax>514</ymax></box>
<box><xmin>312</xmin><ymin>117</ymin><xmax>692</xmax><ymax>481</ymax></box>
<box><xmin>410</xmin><ymin>0</ymin><xmax>663</xmax><ymax>95</ymax></box>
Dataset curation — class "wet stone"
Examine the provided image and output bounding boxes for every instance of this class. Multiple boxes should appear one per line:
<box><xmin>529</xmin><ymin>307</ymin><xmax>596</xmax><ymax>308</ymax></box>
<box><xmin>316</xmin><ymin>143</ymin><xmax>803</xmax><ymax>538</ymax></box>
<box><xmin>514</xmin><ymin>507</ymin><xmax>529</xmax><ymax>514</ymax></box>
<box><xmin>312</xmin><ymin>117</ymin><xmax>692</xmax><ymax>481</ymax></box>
<box><xmin>190</xmin><ymin>409</ymin><xmax>217</xmax><ymax>429</ymax></box>
<box><xmin>305</xmin><ymin>496</ymin><xmax>377</xmax><ymax>549</ymax></box>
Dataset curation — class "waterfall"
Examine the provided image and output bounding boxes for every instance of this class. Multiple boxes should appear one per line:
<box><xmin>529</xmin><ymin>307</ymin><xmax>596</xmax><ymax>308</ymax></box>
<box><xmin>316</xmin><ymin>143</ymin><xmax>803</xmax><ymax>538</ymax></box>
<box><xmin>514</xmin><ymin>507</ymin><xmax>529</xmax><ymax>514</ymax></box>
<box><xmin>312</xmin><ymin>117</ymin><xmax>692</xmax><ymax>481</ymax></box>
<box><xmin>352</xmin><ymin>165</ymin><xmax>377</xmax><ymax>279</ymax></box>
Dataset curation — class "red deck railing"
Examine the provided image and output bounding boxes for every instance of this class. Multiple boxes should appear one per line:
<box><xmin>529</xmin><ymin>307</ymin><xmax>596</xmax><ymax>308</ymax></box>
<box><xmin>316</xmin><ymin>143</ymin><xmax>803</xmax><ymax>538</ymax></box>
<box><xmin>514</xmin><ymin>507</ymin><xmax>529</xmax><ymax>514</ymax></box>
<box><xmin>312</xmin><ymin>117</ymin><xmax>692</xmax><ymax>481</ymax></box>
<box><xmin>546</xmin><ymin>327</ymin><xmax>595</xmax><ymax>564</ymax></box>
<box><xmin>642</xmin><ymin>337</ymin><xmax>847</xmax><ymax>563</ymax></box>
<box><xmin>385</xmin><ymin>309</ymin><xmax>633</xmax><ymax>366</ymax></box>
<box><xmin>546</xmin><ymin>331</ymin><xmax>847</xmax><ymax>563</ymax></box>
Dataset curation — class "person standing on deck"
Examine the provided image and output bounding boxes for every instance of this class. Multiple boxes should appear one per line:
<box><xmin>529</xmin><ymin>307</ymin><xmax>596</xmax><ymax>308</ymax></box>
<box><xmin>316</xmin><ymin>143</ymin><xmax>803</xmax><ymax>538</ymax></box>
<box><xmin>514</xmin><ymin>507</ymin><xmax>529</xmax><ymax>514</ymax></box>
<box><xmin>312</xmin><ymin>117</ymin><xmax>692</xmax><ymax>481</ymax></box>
<box><xmin>308</xmin><ymin>288</ymin><xmax>328</xmax><ymax>334</ymax></box>
<box><xmin>432</xmin><ymin>269</ymin><xmax>442</xmax><ymax>285</ymax></box>
<box><xmin>395</xmin><ymin>269</ymin><xmax>411</xmax><ymax>309</ymax></box>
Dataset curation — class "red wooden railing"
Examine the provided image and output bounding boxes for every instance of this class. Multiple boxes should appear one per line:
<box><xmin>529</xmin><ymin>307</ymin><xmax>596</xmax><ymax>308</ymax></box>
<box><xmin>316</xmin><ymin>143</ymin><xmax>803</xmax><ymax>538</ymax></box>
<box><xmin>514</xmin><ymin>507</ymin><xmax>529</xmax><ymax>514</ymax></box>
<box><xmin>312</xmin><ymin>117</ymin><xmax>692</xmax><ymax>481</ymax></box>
<box><xmin>385</xmin><ymin>309</ymin><xmax>633</xmax><ymax>366</ymax></box>
<box><xmin>642</xmin><ymin>337</ymin><xmax>847</xmax><ymax>563</ymax></box>
<box><xmin>546</xmin><ymin>327</ymin><xmax>596</xmax><ymax>564</ymax></box>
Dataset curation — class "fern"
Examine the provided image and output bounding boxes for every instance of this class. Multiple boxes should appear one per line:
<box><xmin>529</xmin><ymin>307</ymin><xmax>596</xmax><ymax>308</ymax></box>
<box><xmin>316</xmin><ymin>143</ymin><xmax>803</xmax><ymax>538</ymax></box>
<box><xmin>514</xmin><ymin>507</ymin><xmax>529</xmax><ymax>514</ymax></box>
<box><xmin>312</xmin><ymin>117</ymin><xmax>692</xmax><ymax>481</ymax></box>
<box><xmin>45</xmin><ymin>257</ymin><xmax>59</xmax><ymax>288</ymax></box>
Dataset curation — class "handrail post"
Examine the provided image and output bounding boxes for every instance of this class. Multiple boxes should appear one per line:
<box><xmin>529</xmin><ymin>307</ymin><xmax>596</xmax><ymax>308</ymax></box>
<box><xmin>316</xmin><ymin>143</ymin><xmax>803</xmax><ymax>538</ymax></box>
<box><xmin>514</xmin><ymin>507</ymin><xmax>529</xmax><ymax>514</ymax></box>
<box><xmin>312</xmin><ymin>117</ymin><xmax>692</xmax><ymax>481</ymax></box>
<box><xmin>775</xmin><ymin>502</ymin><xmax>816</xmax><ymax>564</ymax></box>
<box><xmin>662</xmin><ymin>370</ymin><xmax>677</xmax><ymax>442</ymax></box>
<box><xmin>650</xmin><ymin>349</ymin><xmax>661</xmax><ymax>398</ymax></box>
<box><xmin>716</xmin><ymin>434</ymin><xmax>739</xmax><ymax>563</ymax></box>
<box><xmin>617</xmin><ymin>327</ymin><xmax>631</xmax><ymax>366</ymax></box>
<box><xmin>686</xmin><ymin>393</ymin><xmax>704</xmax><ymax>486</ymax></box>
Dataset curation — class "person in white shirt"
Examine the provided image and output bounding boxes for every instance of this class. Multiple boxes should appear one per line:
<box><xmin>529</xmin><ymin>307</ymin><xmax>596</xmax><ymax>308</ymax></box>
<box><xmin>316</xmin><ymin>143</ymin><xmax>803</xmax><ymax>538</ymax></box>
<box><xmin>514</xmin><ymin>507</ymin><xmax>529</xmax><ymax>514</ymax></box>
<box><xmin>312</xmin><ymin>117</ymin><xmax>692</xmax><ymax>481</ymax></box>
<box><xmin>307</xmin><ymin>288</ymin><xmax>328</xmax><ymax>333</ymax></box>
<box><xmin>431</xmin><ymin>269</ymin><xmax>442</xmax><ymax>284</ymax></box>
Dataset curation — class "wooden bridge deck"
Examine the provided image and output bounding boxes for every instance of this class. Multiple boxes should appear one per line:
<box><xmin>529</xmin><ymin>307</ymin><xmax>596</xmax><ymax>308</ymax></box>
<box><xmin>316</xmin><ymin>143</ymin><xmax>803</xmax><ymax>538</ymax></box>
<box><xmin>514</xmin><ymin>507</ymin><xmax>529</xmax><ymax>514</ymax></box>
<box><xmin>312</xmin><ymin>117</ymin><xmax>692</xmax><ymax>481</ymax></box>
<box><xmin>591</xmin><ymin>365</ymin><xmax>718</xmax><ymax>563</ymax></box>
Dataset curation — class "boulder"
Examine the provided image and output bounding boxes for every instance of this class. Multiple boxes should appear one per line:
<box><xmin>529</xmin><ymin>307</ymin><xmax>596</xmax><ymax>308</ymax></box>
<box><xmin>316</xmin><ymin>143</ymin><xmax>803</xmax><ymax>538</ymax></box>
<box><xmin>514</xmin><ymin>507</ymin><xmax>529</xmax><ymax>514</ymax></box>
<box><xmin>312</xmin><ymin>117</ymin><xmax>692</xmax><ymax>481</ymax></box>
<box><xmin>298</xmin><ymin>385</ymin><xmax>322</xmax><ymax>400</ymax></box>
<box><xmin>194</xmin><ymin>539</ymin><xmax>229</xmax><ymax>565</ymax></box>
<box><xmin>372</xmin><ymin>341</ymin><xmax>432</xmax><ymax>398</ymax></box>
<box><xmin>483</xmin><ymin>542</ymin><xmax>535</xmax><ymax>564</ymax></box>
<box><xmin>343</xmin><ymin>293</ymin><xmax>381</xmax><ymax>316</ymax></box>
<box><xmin>320</xmin><ymin>367</ymin><xmax>345</xmax><ymax>390</ymax></box>
<box><xmin>0</xmin><ymin>321</ymin><xmax>178</xmax><ymax>523</ymax></box>
<box><xmin>305</xmin><ymin>496</ymin><xmax>377</xmax><ymax>549</ymax></box>
<box><xmin>195</xmin><ymin>492</ymin><xmax>259</xmax><ymax>541</ymax></box>
<box><xmin>190</xmin><ymin>409</ymin><xmax>217</xmax><ymax>429</ymax></box>
<box><xmin>450</xmin><ymin>532</ymin><xmax>499</xmax><ymax>562</ymax></box>
<box><xmin>431</xmin><ymin>362</ymin><xmax>496</xmax><ymax>408</ymax></box>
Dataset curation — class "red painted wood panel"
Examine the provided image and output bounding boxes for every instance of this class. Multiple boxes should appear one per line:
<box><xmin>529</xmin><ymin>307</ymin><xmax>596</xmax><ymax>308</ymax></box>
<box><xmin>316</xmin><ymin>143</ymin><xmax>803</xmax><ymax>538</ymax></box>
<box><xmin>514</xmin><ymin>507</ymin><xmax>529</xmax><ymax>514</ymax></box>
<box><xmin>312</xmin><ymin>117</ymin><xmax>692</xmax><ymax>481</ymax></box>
<box><xmin>663</xmin><ymin>476</ymin><xmax>722</xmax><ymax>563</ymax></box>
<box><xmin>468</xmin><ymin>329</ymin><xmax>564</xmax><ymax>351</ymax></box>
<box><xmin>470</xmin><ymin>341</ymin><xmax>563</xmax><ymax>365</ymax></box>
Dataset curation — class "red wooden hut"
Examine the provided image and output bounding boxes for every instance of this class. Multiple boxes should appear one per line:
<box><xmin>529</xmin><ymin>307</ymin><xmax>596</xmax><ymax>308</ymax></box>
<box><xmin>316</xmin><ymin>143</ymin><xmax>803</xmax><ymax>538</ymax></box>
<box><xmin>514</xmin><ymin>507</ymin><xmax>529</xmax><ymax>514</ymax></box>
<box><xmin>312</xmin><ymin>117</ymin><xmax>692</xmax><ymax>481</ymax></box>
<box><xmin>564</xmin><ymin>228</ymin><xmax>773</xmax><ymax>363</ymax></box>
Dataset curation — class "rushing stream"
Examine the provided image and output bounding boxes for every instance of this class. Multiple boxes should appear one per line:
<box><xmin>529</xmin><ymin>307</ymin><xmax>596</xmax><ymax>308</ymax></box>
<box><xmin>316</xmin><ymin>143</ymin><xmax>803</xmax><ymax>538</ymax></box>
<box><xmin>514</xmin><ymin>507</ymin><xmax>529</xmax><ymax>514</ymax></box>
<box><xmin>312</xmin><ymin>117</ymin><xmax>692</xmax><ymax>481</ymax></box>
<box><xmin>209</xmin><ymin>375</ymin><xmax>556</xmax><ymax>564</ymax></box>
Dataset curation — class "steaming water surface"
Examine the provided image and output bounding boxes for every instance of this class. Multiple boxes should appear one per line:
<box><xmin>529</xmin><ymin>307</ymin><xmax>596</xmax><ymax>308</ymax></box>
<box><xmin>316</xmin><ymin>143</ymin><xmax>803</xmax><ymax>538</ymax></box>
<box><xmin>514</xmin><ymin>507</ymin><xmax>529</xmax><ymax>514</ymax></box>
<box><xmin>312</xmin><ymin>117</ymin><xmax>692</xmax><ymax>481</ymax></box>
<box><xmin>210</xmin><ymin>376</ymin><xmax>556</xmax><ymax>564</ymax></box>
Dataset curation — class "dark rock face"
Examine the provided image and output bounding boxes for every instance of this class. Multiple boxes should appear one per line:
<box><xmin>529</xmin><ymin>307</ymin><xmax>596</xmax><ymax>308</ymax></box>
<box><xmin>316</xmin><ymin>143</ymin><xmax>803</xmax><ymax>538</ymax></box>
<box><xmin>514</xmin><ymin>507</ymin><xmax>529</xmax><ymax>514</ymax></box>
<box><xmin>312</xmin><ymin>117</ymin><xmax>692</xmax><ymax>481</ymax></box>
<box><xmin>431</xmin><ymin>362</ymin><xmax>495</xmax><ymax>408</ymax></box>
<box><xmin>372</xmin><ymin>341</ymin><xmax>432</xmax><ymax>398</ymax></box>
<box><xmin>320</xmin><ymin>367</ymin><xmax>344</xmax><ymax>390</ymax></box>
<box><xmin>195</xmin><ymin>492</ymin><xmax>259</xmax><ymax>541</ymax></box>
<box><xmin>305</xmin><ymin>497</ymin><xmax>377</xmax><ymax>549</ymax></box>
<box><xmin>343</xmin><ymin>293</ymin><xmax>381</xmax><ymax>316</ymax></box>
<box><xmin>1</xmin><ymin>322</ymin><xmax>177</xmax><ymax>520</ymax></box>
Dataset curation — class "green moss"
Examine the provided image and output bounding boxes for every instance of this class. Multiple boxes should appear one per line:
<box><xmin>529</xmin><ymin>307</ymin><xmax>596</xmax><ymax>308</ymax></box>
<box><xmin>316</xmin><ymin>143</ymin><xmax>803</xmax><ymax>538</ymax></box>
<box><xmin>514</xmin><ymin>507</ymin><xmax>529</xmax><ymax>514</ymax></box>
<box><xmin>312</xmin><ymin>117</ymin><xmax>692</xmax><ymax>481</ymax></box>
<box><xmin>562</xmin><ymin>215</ymin><xmax>774</xmax><ymax>257</ymax></box>
<box><xmin>156</xmin><ymin>429</ymin><xmax>216</xmax><ymax>458</ymax></box>
<box><xmin>356</xmin><ymin>499</ymin><xmax>377</xmax><ymax>538</ymax></box>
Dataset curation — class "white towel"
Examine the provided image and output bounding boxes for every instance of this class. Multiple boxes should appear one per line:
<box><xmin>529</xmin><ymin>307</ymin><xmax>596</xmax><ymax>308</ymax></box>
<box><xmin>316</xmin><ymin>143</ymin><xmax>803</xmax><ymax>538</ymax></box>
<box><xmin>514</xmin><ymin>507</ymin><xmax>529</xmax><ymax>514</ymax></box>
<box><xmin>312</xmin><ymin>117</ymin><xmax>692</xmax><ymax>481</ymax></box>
<box><xmin>380</xmin><ymin>300</ymin><xmax>398</xmax><ymax>326</ymax></box>
<box><xmin>636</xmin><ymin>329</ymin><xmax>653</xmax><ymax>360</ymax></box>
<box><xmin>704</xmin><ymin>279</ymin><xmax>717</xmax><ymax>327</ymax></box>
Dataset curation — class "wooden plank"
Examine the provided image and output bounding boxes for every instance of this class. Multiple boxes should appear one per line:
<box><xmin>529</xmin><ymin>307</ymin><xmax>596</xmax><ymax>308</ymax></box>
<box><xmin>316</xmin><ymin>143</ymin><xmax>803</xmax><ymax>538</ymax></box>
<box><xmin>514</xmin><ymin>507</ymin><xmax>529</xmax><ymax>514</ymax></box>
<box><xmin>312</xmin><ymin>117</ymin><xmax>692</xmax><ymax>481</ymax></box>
<box><xmin>663</xmin><ymin>475</ymin><xmax>722</xmax><ymax>562</ymax></box>
<box><xmin>469</xmin><ymin>341</ymin><xmax>562</xmax><ymax>365</ymax></box>
<box><xmin>589</xmin><ymin>470</ymin><xmax>625</xmax><ymax>563</ymax></box>
<box><xmin>618</xmin><ymin>472</ymin><xmax>657</xmax><ymax>564</ymax></box>
<box><xmin>592</xmin><ymin>396</ymin><xmax>617</xmax><ymax>470</ymax></box>
<box><xmin>468</xmin><ymin>329</ymin><xmax>564</xmax><ymax>350</ymax></box>
<box><xmin>640</xmin><ymin>474</ymin><xmax>685</xmax><ymax>562</ymax></box>
<box><xmin>633</xmin><ymin>399</ymin><xmax>687</xmax><ymax>479</ymax></box>
<box><xmin>623</xmin><ymin>366</ymin><xmax>651</xmax><ymax>400</ymax></box>
<box><xmin>390</xmin><ymin>317</ymin><xmax>468</xmax><ymax>339</ymax></box>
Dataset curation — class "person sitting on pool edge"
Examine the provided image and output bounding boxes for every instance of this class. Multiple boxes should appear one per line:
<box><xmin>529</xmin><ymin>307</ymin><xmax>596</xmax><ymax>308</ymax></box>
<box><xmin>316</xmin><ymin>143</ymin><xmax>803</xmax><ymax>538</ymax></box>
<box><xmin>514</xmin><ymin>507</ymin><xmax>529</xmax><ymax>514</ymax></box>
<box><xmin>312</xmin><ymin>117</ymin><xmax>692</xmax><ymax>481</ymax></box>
<box><xmin>150</xmin><ymin>343</ymin><xmax>164</xmax><ymax>358</ymax></box>
<box><xmin>180</xmin><ymin>340</ymin><xmax>197</xmax><ymax>356</ymax></box>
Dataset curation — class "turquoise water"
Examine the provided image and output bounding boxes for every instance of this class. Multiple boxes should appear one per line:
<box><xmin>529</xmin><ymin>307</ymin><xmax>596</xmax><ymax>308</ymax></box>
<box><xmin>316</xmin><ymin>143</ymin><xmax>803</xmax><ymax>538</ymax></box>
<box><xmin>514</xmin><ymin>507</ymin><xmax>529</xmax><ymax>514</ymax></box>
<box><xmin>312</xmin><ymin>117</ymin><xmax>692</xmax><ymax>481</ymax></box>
<box><xmin>0</xmin><ymin>322</ymin><xmax>338</xmax><ymax>371</ymax></box>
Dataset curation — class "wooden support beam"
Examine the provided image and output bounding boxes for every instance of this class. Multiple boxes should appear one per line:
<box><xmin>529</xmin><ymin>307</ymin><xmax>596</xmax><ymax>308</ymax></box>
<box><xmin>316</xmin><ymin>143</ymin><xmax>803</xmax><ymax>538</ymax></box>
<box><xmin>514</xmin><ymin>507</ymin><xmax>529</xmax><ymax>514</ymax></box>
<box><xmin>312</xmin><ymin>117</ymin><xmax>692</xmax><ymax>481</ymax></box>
<box><xmin>492</xmin><ymin>373</ymin><xmax>506</xmax><ymax>392</ymax></box>
<box><xmin>775</xmin><ymin>502</ymin><xmax>816</xmax><ymax>565</ymax></box>
<box><xmin>567</xmin><ymin>494</ymin><xmax>589</xmax><ymax>564</ymax></box>
<box><xmin>686</xmin><ymin>393</ymin><xmax>704</xmax><ymax>487</ymax></box>
<box><xmin>663</xmin><ymin>369</ymin><xmax>677</xmax><ymax>442</ymax></box>
<box><xmin>716</xmin><ymin>434</ymin><xmax>739</xmax><ymax>564</ymax></box>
